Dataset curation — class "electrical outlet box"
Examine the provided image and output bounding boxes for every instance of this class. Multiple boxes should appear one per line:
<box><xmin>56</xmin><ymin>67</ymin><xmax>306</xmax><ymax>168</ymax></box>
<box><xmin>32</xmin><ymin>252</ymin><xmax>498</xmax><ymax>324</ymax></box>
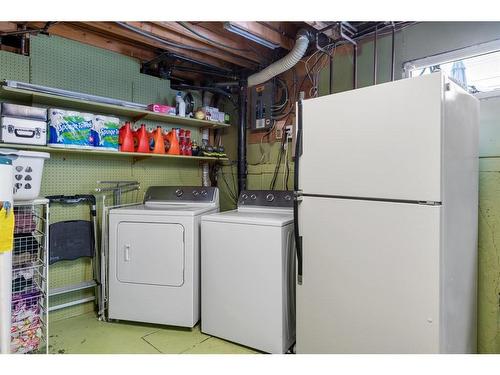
<box><xmin>275</xmin><ymin>128</ymin><xmax>283</xmax><ymax>140</ymax></box>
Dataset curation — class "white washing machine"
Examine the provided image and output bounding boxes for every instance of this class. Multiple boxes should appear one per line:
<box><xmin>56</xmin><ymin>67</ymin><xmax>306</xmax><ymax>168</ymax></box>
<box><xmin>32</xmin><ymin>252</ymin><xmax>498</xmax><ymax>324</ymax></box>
<box><xmin>108</xmin><ymin>186</ymin><xmax>219</xmax><ymax>327</ymax></box>
<box><xmin>201</xmin><ymin>190</ymin><xmax>295</xmax><ymax>354</ymax></box>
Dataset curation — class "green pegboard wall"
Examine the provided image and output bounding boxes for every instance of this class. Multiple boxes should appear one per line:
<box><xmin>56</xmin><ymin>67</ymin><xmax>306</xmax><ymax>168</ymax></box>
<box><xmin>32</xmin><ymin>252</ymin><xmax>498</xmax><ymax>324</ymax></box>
<box><xmin>43</xmin><ymin>152</ymin><xmax>203</xmax><ymax>322</ymax></box>
<box><xmin>132</xmin><ymin>73</ymin><xmax>174</xmax><ymax>105</ymax></box>
<box><xmin>30</xmin><ymin>35</ymin><xmax>138</xmax><ymax>101</ymax></box>
<box><xmin>0</xmin><ymin>50</ymin><xmax>30</xmax><ymax>82</ymax></box>
<box><xmin>0</xmin><ymin>35</ymin><xmax>236</xmax><ymax>323</ymax></box>
<box><xmin>10</xmin><ymin>35</ymin><xmax>212</xmax><ymax>322</ymax></box>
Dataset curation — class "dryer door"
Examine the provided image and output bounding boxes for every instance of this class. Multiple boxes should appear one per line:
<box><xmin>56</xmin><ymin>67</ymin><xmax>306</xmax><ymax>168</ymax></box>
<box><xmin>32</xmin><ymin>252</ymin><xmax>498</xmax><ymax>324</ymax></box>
<box><xmin>116</xmin><ymin>221</ymin><xmax>184</xmax><ymax>287</ymax></box>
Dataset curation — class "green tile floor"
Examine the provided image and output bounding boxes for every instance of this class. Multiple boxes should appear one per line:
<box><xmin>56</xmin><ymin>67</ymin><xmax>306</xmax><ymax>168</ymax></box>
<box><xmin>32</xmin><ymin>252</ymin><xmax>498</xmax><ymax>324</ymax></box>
<box><xmin>49</xmin><ymin>313</ymin><xmax>260</xmax><ymax>354</ymax></box>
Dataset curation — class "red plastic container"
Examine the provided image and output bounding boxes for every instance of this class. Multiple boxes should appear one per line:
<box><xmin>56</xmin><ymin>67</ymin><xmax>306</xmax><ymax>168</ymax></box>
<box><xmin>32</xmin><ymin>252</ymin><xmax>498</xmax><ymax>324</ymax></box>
<box><xmin>135</xmin><ymin>124</ymin><xmax>150</xmax><ymax>153</ymax></box>
<box><xmin>119</xmin><ymin>122</ymin><xmax>135</xmax><ymax>152</ymax></box>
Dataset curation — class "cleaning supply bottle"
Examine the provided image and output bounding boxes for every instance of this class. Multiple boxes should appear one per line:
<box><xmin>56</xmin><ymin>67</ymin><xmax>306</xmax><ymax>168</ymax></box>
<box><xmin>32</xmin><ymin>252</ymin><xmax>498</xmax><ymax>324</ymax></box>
<box><xmin>152</xmin><ymin>127</ymin><xmax>166</xmax><ymax>154</ymax></box>
<box><xmin>119</xmin><ymin>122</ymin><xmax>135</xmax><ymax>152</ymax></box>
<box><xmin>135</xmin><ymin>124</ymin><xmax>150</xmax><ymax>153</ymax></box>
<box><xmin>165</xmin><ymin>130</ymin><xmax>180</xmax><ymax>155</ymax></box>
<box><xmin>176</xmin><ymin>92</ymin><xmax>186</xmax><ymax>118</ymax></box>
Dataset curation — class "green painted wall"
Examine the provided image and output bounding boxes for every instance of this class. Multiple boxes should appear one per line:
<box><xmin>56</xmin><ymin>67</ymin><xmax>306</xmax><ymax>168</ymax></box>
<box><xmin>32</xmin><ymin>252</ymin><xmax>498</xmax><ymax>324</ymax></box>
<box><xmin>0</xmin><ymin>35</ymin><xmax>236</xmax><ymax>322</ymax></box>
<box><xmin>311</xmin><ymin>22</ymin><xmax>500</xmax><ymax>353</ymax></box>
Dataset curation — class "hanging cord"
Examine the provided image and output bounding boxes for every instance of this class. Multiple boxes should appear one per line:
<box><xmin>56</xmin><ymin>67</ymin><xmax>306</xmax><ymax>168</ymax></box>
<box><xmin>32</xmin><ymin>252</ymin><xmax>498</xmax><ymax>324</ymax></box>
<box><xmin>270</xmin><ymin>132</ymin><xmax>287</xmax><ymax>190</ymax></box>
<box><xmin>303</xmin><ymin>42</ymin><xmax>338</xmax><ymax>98</ymax></box>
<box><xmin>216</xmin><ymin>162</ymin><xmax>238</xmax><ymax>204</ymax></box>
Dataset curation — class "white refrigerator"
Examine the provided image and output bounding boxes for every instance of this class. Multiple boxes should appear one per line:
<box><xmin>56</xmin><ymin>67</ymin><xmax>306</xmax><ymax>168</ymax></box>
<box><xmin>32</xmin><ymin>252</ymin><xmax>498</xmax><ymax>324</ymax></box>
<box><xmin>294</xmin><ymin>72</ymin><xmax>479</xmax><ymax>354</ymax></box>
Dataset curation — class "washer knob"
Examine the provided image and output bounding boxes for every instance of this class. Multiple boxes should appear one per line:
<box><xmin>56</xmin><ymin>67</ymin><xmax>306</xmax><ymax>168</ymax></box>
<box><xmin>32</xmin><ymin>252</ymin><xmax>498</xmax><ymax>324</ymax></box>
<box><xmin>201</xmin><ymin>190</ymin><xmax>208</xmax><ymax>197</ymax></box>
<box><xmin>193</xmin><ymin>190</ymin><xmax>200</xmax><ymax>197</ymax></box>
<box><xmin>266</xmin><ymin>193</ymin><xmax>275</xmax><ymax>202</ymax></box>
<box><xmin>241</xmin><ymin>193</ymin><xmax>248</xmax><ymax>200</ymax></box>
<box><xmin>284</xmin><ymin>194</ymin><xmax>292</xmax><ymax>201</ymax></box>
<box><xmin>175</xmin><ymin>188</ymin><xmax>183</xmax><ymax>197</ymax></box>
<box><xmin>250</xmin><ymin>194</ymin><xmax>257</xmax><ymax>200</ymax></box>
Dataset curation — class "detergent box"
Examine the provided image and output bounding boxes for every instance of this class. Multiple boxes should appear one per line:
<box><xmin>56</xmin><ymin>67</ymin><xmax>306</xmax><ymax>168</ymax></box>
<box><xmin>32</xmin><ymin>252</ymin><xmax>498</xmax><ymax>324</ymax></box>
<box><xmin>48</xmin><ymin>109</ymin><xmax>94</xmax><ymax>149</ymax></box>
<box><xmin>91</xmin><ymin>115</ymin><xmax>119</xmax><ymax>151</ymax></box>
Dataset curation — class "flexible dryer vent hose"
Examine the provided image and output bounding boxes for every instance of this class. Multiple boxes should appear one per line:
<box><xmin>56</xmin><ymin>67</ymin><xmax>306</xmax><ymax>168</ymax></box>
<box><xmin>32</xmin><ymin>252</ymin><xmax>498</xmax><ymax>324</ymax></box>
<box><xmin>247</xmin><ymin>29</ymin><xmax>313</xmax><ymax>87</ymax></box>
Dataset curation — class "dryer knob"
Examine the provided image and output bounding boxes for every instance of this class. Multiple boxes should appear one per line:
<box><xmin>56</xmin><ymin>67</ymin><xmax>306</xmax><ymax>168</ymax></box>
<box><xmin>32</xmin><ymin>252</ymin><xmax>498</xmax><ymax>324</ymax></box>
<box><xmin>175</xmin><ymin>189</ymin><xmax>183</xmax><ymax>197</ymax></box>
<box><xmin>266</xmin><ymin>193</ymin><xmax>275</xmax><ymax>202</ymax></box>
<box><xmin>241</xmin><ymin>193</ymin><xmax>248</xmax><ymax>200</ymax></box>
<box><xmin>284</xmin><ymin>194</ymin><xmax>292</xmax><ymax>201</ymax></box>
<box><xmin>192</xmin><ymin>190</ymin><xmax>200</xmax><ymax>197</ymax></box>
<box><xmin>201</xmin><ymin>190</ymin><xmax>208</xmax><ymax>197</ymax></box>
<box><xmin>250</xmin><ymin>194</ymin><xmax>257</xmax><ymax>200</ymax></box>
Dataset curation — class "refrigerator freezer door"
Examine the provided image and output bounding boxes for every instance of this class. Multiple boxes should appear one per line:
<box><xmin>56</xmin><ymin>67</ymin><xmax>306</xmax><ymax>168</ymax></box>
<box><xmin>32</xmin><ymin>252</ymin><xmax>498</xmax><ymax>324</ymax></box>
<box><xmin>299</xmin><ymin>73</ymin><xmax>444</xmax><ymax>202</ymax></box>
<box><xmin>296</xmin><ymin>196</ymin><xmax>441</xmax><ymax>353</ymax></box>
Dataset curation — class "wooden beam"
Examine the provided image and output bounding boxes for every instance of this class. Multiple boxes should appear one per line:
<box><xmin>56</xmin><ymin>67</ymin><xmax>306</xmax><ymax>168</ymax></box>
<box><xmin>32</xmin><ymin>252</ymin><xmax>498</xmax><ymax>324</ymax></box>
<box><xmin>0</xmin><ymin>22</ymin><xmax>18</xmax><ymax>33</ymax></box>
<box><xmin>77</xmin><ymin>22</ymin><xmax>234</xmax><ymax>70</ymax></box>
<box><xmin>225</xmin><ymin>22</ymin><xmax>294</xmax><ymax>50</ymax></box>
<box><xmin>27</xmin><ymin>22</ymin><xmax>156</xmax><ymax>62</ymax></box>
<box><xmin>151</xmin><ymin>21</ymin><xmax>270</xmax><ymax>64</ymax></box>
<box><xmin>125</xmin><ymin>21</ymin><xmax>257</xmax><ymax>69</ymax></box>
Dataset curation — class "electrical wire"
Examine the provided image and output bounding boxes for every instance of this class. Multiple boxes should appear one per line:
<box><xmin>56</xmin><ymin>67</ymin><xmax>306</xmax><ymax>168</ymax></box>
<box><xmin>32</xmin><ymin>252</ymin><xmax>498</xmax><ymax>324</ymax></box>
<box><xmin>303</xmin><ymin>42</ymin><xmax>338</xmax><ymax>98</ymax></box>
<box><xmin>258</xmin><ymin>120</ymin><xmax>276</xmax><ymax>164</ymax></box>
<box><xmin>177</xmin><ymin>22</ymin><xmax>254</xmax><ymax>53</ymax></box>
<box><xmin>217</xmin><ymin>164</ymin><xmax>238</xmax><ymax>204</ymax></box>
<box><xmin>116</xmin><ymin>22</ymin><xmax>219</xmax><ymax>53</ymax></box>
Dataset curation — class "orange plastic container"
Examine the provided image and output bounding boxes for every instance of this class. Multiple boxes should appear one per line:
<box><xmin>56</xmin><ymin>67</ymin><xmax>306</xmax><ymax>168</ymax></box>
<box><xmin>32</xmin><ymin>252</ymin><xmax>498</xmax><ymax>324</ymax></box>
<box><xmin>165</xmin><ymin>130</ymin><xmax>180</xmax><ymax>155</ymax></box>
<box><xmin>151</xmin><ymin>127</ymin><xmax>166</xmax><ymax>154</ymax></box>
<box><xmin>135</xmin><ymin>124</ymin><xmax>150</xmax><ymax>153</ymax></box>
<box><xmin>119</xmin><ymin>122</ymin><xmax>135</xmax><ymax>152</ymax></box>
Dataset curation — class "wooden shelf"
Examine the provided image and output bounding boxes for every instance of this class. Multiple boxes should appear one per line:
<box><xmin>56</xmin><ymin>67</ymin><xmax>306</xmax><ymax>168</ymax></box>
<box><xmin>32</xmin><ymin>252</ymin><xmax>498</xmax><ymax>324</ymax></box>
<box><xmin>0</xmin><ymin>143</ymin><xmax>228</xmax><ymax>162</ymax></box>
<box><xmin>0</xmin><ymin>84</ymin><xmax>230</xmax><ymax>129</ymax></box>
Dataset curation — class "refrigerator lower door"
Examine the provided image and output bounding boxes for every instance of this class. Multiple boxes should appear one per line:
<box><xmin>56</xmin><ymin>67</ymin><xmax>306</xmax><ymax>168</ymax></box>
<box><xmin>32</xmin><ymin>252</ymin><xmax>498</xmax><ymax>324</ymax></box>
<box><xmin>296</xmin><ymin>196</ymin><xmax>441</xmax><ymax>353</ymax></box>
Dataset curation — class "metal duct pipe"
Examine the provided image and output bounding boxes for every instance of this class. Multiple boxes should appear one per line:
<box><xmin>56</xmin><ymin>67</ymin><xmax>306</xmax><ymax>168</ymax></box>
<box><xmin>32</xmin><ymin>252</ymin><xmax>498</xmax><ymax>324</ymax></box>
<box><xmin>202</xmin><ymin>162</ymin><xmax>211</xmax><ymax>187</ymax></box>
<box><xmin>373</xmin><ymin>25</ymin><xmax>378</xmax><ymax>85</ymax></box>
<box><xmin>247</xmin><ymin>29</ymin><xmax>313</xmax><ymax>87</ymax></box>
<box><xmin>353</xmin><ymin>44</ymin><xmax>358</xmax><ymax>89</ymax></box>
<box><xmin>391</xmin><ymin>22</ymin><xmax>396</xmax><ymax>81</ymax></box>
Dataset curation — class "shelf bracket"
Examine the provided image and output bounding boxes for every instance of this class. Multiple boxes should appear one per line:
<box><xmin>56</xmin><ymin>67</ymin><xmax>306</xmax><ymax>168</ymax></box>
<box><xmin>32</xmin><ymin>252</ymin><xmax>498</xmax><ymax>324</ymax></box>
<box><xmin>132</xmin><ymin>155</ymin><xmax>149</xmax><ymax>163</ymax></box>
<box><xmin>132</xmin><ymin>113</ymin><xmax>147</xmax><ymax>123</ymax></box>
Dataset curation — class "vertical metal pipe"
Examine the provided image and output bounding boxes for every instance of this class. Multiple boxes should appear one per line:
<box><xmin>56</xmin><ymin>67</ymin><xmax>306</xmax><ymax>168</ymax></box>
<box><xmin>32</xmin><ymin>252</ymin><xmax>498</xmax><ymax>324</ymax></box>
<box><xmin>237</xmin><ymin>81</ymin><xmax>247</xmax><ymax>194</ymax></box>
<box><xmin>20</xmin><ymin>24</ymin><xmax>27</xmax><ymax>56</ymax></box>
<box><xmin>391</xmin><ymin>22</ymin><xmax>396</xmax><ymax>81</ymax></box>
<box><xmin>329</xmin><ymin>54</ymin><xmax>334</xmax><ymax>94</ymax></box>
<box><xmin>373</xmin><ymin>25</ymin><xmax>378</xmax><ymax>85</ymax></box>
<box><xmin>353</xmin><ymin>44</ymin><xmax>358</xmax><ymax>89</ymax></box>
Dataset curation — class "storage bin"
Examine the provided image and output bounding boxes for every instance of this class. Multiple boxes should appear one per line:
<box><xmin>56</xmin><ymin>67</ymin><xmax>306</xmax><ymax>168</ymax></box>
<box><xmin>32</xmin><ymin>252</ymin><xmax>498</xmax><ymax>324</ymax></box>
<box><xmin>0</xmin><ymin>149</ymin><xmax>50</xmax><ymax>201</ymax></box>
<box><xmin>10</xmin><ymin>291</ymin><xmax>43</xmax><ymax>354</ymax></box>
<box><xmin>1</xmin><ymin>103</ymin><xmax>47</xmax><ymax>121</ymax></box>
<box><xmin>0</xmin><ymin>117</ymin><xmax>48</xmax><ymax>146</ymax></box>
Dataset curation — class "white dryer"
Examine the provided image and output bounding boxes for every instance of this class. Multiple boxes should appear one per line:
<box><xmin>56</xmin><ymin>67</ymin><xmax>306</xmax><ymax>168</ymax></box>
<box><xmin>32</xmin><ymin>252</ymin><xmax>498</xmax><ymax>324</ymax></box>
<box><xmin>201</xmin><ymin>190</ymin><xmax>295</xmax><ymax>354</ymax></box>
<box><xmin>108</xmin><ymin>186</ymin><xmax>219</xmax><ymax>327</ymax></box>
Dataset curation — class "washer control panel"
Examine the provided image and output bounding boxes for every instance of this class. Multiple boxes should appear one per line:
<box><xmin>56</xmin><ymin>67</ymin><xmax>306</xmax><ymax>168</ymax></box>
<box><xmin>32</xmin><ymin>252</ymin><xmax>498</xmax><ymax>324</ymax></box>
<box><xmin>144</xmin><ymin>186</ymin><xmax>217</xmax><ymax>203</ymax></box>
<box><xmin>238</xmin><ymin>190</ymin><xmax>294</xmax><ymax>208</ymax></box>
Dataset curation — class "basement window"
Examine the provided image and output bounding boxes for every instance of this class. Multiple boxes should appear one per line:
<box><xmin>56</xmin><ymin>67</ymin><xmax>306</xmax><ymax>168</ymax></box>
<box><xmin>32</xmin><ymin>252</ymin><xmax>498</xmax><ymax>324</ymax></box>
<box><xmin>404</xmin><ymin>40</ymin><xmax>500</xmax><ymax>98</ymax></box>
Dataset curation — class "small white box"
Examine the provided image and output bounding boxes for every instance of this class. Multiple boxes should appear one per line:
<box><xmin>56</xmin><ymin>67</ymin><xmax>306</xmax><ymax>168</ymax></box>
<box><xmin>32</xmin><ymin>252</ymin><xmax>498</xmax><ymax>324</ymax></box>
<box><xmin>1</xmin><ymin>116</ymin><xmax>47</xmax><ymax>145</ymax></box>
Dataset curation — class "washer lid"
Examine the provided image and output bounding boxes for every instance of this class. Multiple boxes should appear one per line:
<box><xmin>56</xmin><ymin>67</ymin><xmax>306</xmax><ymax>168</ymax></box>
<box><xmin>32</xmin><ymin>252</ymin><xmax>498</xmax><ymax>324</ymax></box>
<box><xmin>202</xmin><ymin>207</ymin><xmax>293</xmax><ymax>227</ymax></box>
<box><xmin>110</xmin><ymin>203</ymin><xmax>217</xmax><ymax>216</ymax></box>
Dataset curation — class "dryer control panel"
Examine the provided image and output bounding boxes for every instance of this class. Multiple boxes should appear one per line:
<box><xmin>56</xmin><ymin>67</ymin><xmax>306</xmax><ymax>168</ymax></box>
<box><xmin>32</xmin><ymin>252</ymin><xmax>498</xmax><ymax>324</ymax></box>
<box><xmin>238</xmin><ymin>190</ymin><xmax>294</xmax><ymax>208</ymax></box>
<box><xmin>144</xmin><ymin>186</ymin><xmax>218</xmax><ymax>203</ymax></box>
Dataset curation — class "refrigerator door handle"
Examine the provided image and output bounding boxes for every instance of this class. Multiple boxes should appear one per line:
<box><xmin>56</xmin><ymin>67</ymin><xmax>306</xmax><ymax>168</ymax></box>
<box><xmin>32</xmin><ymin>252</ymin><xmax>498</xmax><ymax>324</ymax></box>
<box><xmin>294</xmin><ymin>195</ymin><xmax>303</xmax><ymax>285</ymax></box>
<box><xmin>294</xmin><ymin>98</ymin><xmax>304</xmax><ymax>284</ymax></box>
